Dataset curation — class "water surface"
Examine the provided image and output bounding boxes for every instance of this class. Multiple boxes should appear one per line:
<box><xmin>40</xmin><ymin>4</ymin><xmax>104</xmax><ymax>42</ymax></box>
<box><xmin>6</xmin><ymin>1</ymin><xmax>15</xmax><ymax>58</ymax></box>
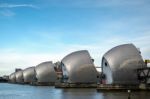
<box><xmin>0</xmin><ymin>83</ymin><xmax>149</xmax><ymax>99</ymax></box>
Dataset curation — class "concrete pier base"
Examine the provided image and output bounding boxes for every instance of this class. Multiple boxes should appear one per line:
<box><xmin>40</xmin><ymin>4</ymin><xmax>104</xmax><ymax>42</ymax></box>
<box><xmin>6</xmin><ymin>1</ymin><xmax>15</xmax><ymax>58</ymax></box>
<box><xmin>97</xmin><ymin>84</ymin><xmax>150</xmax><ymax>91</ymax></box>
<box><xmin>55</xmin><ymin>82</ymin><xmax>97</xmax><ymax>88</ymax></box>
<box><xmin>31</xmin><ymin>82</ymin><xmax>55</xmax><ymax>86</ymax></box>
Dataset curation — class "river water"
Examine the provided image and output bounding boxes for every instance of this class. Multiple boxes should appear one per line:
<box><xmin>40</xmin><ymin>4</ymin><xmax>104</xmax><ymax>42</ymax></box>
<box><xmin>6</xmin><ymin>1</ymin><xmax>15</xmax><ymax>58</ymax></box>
<box><xmin>0</xmin><ymin>83</ymin><xmax>149</xmax><ymax>99</ymax></box>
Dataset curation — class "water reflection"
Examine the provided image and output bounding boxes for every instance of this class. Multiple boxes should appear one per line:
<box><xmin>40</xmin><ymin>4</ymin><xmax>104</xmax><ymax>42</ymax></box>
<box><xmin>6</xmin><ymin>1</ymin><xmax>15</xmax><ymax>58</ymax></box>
<box><xmin>60</xmin><ymin>88</ymin><xmax>103</xmax><ymax>99</ymax></box>
<box><xmin>102</xmin><ymin>92</ymin><xmax>150</xmax><ymax>99</ymax></box>
<box><xmin>0</xmin><ymin>83</ymin><xmax>149</xmax><ymax>99</ymax></box>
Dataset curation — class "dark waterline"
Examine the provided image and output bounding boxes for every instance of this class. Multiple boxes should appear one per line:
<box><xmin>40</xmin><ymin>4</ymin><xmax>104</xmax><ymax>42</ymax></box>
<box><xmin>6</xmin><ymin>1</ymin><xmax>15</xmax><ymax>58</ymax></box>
<box><xmin>0</xmin><ymin>83</ymin><xmax>149</xmax><ymax>99</ymax></box>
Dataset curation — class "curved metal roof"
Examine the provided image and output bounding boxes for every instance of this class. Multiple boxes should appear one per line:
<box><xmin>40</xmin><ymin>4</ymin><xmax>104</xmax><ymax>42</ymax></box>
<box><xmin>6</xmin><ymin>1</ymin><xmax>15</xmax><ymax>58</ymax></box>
<box><xmin>15</xmin><ymin>70</ymin><xmax>24</xmax><ymax>83</ymax></box>
<box><xmin>9</xmin><ymin>73</ymin><xmax>16</xmax><ymax>83</ymax></box>
<box><xmin>102</xmin><ymin>44</ymin><xmax>145</xmax><ymax>84</ymax></box>
<box><xmin>35</xmin><ymin>61</ymin><xmax>57</xmax><ymax>83</ymax></box>
<box><xmin>61</xmin><ymin>50</ymin><xmax>98</xmax><ymax>83</ymax></box>
<box><xmin>23</xmin><ymin>67</ymin><xmax>36</xmax><ymax>83</ymax></box>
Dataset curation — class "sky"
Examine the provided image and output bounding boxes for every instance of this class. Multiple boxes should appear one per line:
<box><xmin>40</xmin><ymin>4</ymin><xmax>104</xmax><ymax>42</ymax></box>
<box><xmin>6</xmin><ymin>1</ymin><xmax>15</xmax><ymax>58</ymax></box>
<box><xmin>0</xmin><ymin>0</ymin><xmax>150</xmax><ymax>76</ymax></box>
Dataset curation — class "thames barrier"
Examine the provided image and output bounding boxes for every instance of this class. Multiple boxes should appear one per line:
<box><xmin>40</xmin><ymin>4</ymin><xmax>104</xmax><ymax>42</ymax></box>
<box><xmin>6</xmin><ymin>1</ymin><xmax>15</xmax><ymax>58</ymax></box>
<box><xmin>4</xmin><ymin>43</ymin><xmax>150</xmax><ymax>91</ymax></box>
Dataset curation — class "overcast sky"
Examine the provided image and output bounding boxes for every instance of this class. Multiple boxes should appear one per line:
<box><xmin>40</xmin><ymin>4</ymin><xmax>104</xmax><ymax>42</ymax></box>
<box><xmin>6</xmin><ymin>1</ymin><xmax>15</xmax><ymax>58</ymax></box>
<box><xmin>0</xmin><ymin>0</ymin><xmax>150</xmax><ymax>76</ymax></box>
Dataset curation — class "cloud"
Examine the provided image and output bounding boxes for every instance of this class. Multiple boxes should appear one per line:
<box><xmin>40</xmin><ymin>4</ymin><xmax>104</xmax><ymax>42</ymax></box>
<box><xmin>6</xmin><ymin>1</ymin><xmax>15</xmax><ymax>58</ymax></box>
<box><xmin>40</xmin><ymin>0</ymin><xmax>149</xmax><ymax>8</ymax></box>
<box><xmin>0</xmin><ymin>3</ymin><xmax>38</xmax><ymax>17</ymax></box>
<box><xmin>0</xmin><ymin>3</ymin><xmax>38</xmax><ymax>9</ymax></box>
<box><xmin>0</xmin><ymin>51</ymin><xmax>65</xmax><ymax>76</ymax></box>
<box><xmin>0</xmin><ymin>9</ymin><xmax>15</xmax><ymax>16</ymax></box>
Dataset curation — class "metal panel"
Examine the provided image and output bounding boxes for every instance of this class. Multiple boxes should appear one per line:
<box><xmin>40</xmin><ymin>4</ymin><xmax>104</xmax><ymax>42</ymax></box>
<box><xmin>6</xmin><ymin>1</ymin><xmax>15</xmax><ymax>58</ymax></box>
<box><xmin>35</xmin><ymin>61</ymin><xmax>57</xmax><ymax>83</ymax></box>
<box><xmin>61</xmin><ymin>50</ymin><xmax>98</xmax><ymax>83</ymax></box>
<box><xmin>15</xmin><ymin>70</ymin><xmax>24</xmax><ymax>83</ymax></box>
<box><xmin>102</xmin><ymin>44</ymin><xmax>145</xmax><ymax>84</ymax></box>
<box><xmin>137</xmin><ymin>67</ymin><xmax>150</xmax><ymax>84</ymax></box>
<box><xmin>23</xmin><ymin>67</ymin><xmax>36</xmax><ymax>83</ymax></box>
<box><xmin>9</xmin><ymin>73</ymin><xmax>16</xmax><ymax>83</ymax></box>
